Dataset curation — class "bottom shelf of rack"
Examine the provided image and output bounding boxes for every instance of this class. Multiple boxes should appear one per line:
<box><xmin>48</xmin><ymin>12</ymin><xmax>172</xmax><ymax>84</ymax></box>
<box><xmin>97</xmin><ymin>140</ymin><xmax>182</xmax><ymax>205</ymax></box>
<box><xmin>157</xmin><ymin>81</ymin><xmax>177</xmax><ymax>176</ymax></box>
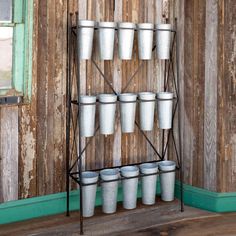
<box><xmin>74</xmin><ymin>198</ymin><xmax>183</xmax><ymax>235</ymax></box>
<box><xmin>82</xmin><ymin>196</ymin><xmax>181</xmax><ymax>217</ymax></box>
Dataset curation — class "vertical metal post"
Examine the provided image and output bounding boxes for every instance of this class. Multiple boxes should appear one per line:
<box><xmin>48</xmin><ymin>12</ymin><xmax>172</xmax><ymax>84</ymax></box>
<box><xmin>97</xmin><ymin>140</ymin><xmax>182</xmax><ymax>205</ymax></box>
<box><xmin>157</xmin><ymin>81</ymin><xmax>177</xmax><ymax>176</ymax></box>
<box><xmin>175</xmin><ymin>17</ymin><xmax>184</xmax><ymax>212</ymax></box>
<box><xmin>161</xmin><ymin>130</ymin><xmax>165</xmax><ymax>160</ymax></box>
<box><xmin>76</xmin><ymin>12</ymin><xmax>84</xmax><ymax>234</ymax></box>
<box><xmin>66</xmin><ymin>8</ymin><xmax>72</xmax><ymax>217</ymax></box>
<box><xmin>161</xmin><ymin>56</ymin><xmax>167</xmax><ymax>160</ymax></box>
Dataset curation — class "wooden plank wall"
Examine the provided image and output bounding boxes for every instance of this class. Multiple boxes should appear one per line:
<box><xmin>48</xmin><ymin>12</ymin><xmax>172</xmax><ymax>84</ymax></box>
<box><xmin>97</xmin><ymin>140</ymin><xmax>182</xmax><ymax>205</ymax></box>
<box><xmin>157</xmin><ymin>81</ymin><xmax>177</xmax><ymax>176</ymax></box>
<box><xmin>0</xmin><ymin>107</ymin><xmax>18</xmax><ymax>202</ymax></box>
<box><xmin>0</xmin><ymin>0</ymin><xmax>236</xmax><ymax>203</ymax></box>
<box><xmin>183</xmin><ymin>0</ymin><xmax>236</xmax><ymax>191</ymax></box>
<box><xmin>217</xmin><ymin>0</ymin><xmax>236</xmax><ymax>192</ymax></box>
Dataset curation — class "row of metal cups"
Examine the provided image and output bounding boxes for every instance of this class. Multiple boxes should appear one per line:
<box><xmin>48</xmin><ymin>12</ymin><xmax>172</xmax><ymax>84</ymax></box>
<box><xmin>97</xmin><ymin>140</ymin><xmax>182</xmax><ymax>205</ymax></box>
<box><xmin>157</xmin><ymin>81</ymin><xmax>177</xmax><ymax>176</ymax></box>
<box><xmin>78</xmin><ymin>20</ymin><xmax>173</xmax><ymax>60</ymax></box>
<box><xmin>81</xmin><ymin>160</ymin><xmax>176</xmax><ymax>217</ymax></box>
<box><xmin>80</xmin><ymin>91</ymin><xmax>174</xmax><ymax>137</ymax></box>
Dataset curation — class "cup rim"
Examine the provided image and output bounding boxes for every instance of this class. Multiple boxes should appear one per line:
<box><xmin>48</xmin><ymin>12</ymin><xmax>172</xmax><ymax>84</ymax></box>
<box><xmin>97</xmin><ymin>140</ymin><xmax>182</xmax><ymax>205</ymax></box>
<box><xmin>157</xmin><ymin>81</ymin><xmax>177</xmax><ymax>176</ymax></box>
<box><xmin>100</xmin><ymin>168</ymin><xmax>119</xmax><ymax>176</ymax></box>
<box><xmin>119</xmin><ymin>93</ymin><xmax>137</xmax><ymax>102</ymax></box>
<box><xmin>118</xmin><ymin>22</ymin><xmax>136</xmax><ymax>29</ymax></box>
<box><xmin>158</xmin><ymin>160</ymin><xmax>176</xmax><ymax>167</ymax></box>
<box><xmin>119</xmin><ymin>92</ymin><xmax>137</xmax><ymax>96</ymax></box>
<box><xmin>156</xmin><ymin>92</ymin><xmax>174</xmax><ymax>99</ymax></box>
<box><xmin>81</xmin><ymin>171</ymin><xmax>98</xmax><ymax>179</ymax></box>
<box><xmin>155</xmin><ymin>23</ymin><xmax>172</xmax><ymax>30</ymax></box>
<box><xmin>138</xmin><ymin>92</ymin><xmax>155</xmax><ymax>95</ymax></box>
<box><xmin>137</xmin><ymin>23</ymin><xmax>154</xmax><ymax>30</ymax></box>
<box><xmin>98</xmin><ymin>21</ymin><xmax>117</xmax><ymax>28</ymax></box>
<box><xmin>78</xmin><ymin>19</ymin><xmax>96</xmax><ymax>27</ymax></box>
<box><xmin>120</xmin><ymin>165</ymin><xmax>138</xmax><ymax>172</ymax></box>
<box><xmin>138</xmin><ymin>92</ymin><xmax>156</xmax><ymax>99</ymax></box>
<box><xmin>99</xmin><ymin>93</ymin><xmax>117</xmax><ymax>98</ymax></box>
<box><xmin>79</xmin><ymin>95</ymin><xmax>97</xmax><ymax>103</ymax></box>
<box><xmin>140</xmin><ymin>162</ymin><xmax>158</xmax><ymax>169</ymax></box>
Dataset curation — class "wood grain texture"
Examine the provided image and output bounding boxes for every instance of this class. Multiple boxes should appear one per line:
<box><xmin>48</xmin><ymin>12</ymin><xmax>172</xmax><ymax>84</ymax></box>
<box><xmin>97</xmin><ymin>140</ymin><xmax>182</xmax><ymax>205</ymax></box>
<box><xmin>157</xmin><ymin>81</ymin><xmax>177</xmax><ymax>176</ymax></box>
<box><xmin>181</xmin><ymin>0</ymin><xmax>206</xmax><ymax>188</ymax></box>
<box><xmin>0</xmin><ymin>107</ymin><xmax>18</xmax><ymax>202</ymax></box>
<box><xmin>112</xmin><ymin>0</ymin><xmax>122</xmax><ymax>167</ymax></box>
<box><xmin>174</xmin><ymin>0</ymin><xmax>184</xmax><ymax>183</ymax></box>
<box><xmin>53</xmin><ymin>0</ymin><xmax>67</xmax><ymax>193</ymax></box>
<box><xmin>217</xmin><ymin>0</ymin><xmax>236</xmax><ymax>192</ymax></box>
<box><xmin>36</xmin><ymin>0</ymin><xmax>68</xmax><ymax>195</ymax></box>
<box><xmin>204</xmin><ymin>0</ymin><xmax>218</xmax><ymax>191</ymax></box>
<box><xmin>182</xmin><ymin>0</ymin><xmax>194</xmax><ymax>185</ymax></box>
<box><xmin>192</xmin><ymin>0</ymin><xmax>205</xmax><ymax>189</ymax></box>
<box><xmin>36</xmin><ymin>0</ymin><xmax>50</xmax><ymax>196</ymax></box>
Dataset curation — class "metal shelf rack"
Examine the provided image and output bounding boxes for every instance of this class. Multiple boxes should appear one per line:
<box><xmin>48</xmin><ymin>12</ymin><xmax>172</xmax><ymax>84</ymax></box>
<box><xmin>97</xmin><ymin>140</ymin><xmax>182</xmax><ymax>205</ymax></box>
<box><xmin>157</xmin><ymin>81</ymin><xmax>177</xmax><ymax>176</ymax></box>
<box><xmin>66</xmin><ymin>13</ymin><xmax>183</xmax><ymax>235</ymax></box>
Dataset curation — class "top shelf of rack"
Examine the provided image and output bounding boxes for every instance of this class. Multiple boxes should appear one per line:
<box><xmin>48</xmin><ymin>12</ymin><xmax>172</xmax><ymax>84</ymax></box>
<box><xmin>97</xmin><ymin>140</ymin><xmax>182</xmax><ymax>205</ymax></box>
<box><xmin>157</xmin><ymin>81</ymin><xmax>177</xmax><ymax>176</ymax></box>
<box><xmin>71</xmin><ymin>25</ymin><xmax>176</xmax><ymax>33</ymax></box>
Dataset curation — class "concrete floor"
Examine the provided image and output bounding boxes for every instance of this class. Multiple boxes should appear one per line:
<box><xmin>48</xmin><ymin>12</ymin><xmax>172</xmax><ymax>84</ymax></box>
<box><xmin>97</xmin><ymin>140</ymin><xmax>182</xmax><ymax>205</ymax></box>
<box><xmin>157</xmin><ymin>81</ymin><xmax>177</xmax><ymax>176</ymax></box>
<box><xmin>0</xmin><ymin>199</ymin><xmax>235</xmax><ymax>236</ymax></box>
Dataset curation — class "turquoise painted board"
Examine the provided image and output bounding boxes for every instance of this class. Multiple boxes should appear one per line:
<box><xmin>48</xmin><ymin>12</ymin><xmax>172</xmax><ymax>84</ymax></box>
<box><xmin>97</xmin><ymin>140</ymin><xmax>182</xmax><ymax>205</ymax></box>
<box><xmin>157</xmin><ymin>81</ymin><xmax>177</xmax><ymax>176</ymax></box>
<box><xmin>0</xmin><ymin>181</ymin><xmax>161</xmax><ymax>225</ymax></box>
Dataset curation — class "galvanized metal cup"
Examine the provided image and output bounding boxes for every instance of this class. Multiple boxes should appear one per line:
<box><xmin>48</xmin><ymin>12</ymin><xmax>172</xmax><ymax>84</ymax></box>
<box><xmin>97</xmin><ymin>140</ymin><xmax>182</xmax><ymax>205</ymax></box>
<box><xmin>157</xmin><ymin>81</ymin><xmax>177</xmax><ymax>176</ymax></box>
<box><xmin>119</xmin><ymin>93</ymin><xmax>137</xmax><ymax>133</ymax></box>
<box><xmin>140</xmin><ymin>162</ymin><xmax>158</xmax><ymax>205</ymax></box>
<box><xmin>121</xmin><ymin>166</ymin><xmax>139</xmax><ymax>209</ymax></box>
<box><xmin>156</xmin><ymin>24</ymin><xmax>172</xmax><ymax>60</ymax></box>
<box><xmin>98</xmin><ymin>22</ymin><xmax>117</xmax><ymax>60</ymax></box>
<box><xmin>158</xmin><ymin>161</ymin><xmax>176</xmax><ymax>201</ymax></box>
<box><xmin>138</xmin><ymin>92</ymin><xmax>156</xmax><ymax>131</ymax></box>
<box><xmin>100</xmin><ymin>168</ymin><xmax>119</xmax><ymax>214</ymax></box>
<box><xmin>79</xmin><ymin>95</ymin><xmax>96</xmax><ymax>137</ymax></box>
<box><xmin>156</xmin><ymin>92</ymin><xmax>174</xmax><ymax>129</ymax></box>
<box><xmin>118</xmin><ymin>22</ymin><xmax>136</xmax><ymax>60</ymax></box>
<box><xmin>137</xmin><ymin>23</ymin><xmax>154</xmax><ymax>60</ymax></box>
<box><xmin>78</xmin><ymin>20</ymin><xmax>96</xmax><ymax>60</ymax></box>
<box><xmin>98</xmin><ymin>94</ymin><xmax>117</xmax><ymax>135</ymax></box>
<box><xmin>81</xmin><ymin>171</ymin><xmax>99</xmax><ymax>217</ymax></box>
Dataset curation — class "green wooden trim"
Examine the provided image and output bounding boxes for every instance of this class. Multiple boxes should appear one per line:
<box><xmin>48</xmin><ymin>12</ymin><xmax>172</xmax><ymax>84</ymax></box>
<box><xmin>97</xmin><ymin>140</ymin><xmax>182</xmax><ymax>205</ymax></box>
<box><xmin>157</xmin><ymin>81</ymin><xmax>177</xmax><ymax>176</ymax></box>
<box><xmin>23</xmin><ymin>0</ymin><xmax>33</xmax><ymax>100</ymax></box>
<box><xmin>12</xmin><ymin>23</ymin><xmax>25</xmax><ymax>93</ymax></box>
<box><xmin>0</xmin><ymin>23</ymin><xmax>15</xmax><ymax>27</ymax></box>
<box><xmin>1</xmin><ymin>180</ymin><xmax>236</xmax><ymax>225</ymax></box>
<box><xmin>13</xmin><ymin>0</ymin><xmax>24</xmax><ymax>23</ymax></box>
<box><xmin>0</xmin><ymin>181</ymin><xmax>161</xmax><ymax>225</ymax></box>
<box><xmin>175</xmin><ymin>181</ymin><xmax>236</xmax><ymax>212</ymax></box>
<box><xmin>0</xmin><ymin>190</ymin><xmax>80</xmax><ymax>225</ymax></box>
<box><xmin>175</xmin><ymin>181</ymin><xmax>217</xmax><ymax>212</ymax></box>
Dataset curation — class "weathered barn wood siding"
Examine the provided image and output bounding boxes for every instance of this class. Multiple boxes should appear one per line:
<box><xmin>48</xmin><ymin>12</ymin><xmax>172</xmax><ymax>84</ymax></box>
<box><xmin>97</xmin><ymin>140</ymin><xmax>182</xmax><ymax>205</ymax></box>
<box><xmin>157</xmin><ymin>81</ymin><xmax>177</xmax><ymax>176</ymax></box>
<box><xmin>0</xmin><ymin>0</ymin><xmax>236</xmax><ymax>203</ymax></box>
<box><xmin>217</xmin><ymin>0</ymin><xmax>236</xmax><ymax>192</ymax></box>
<box><xmin>0</xmin><ymin>107</ymin><xmax>18</xmax><ymax>202</ymax></box>
<box><xmin>35</xmin><ymin>0</ymin><xmax>67</xmax><ymax>196</ymax></box>
<box><xmin>183</xmin><ymin>0</ymin><xmax>236</xmax><ymax>191</ymax></box>
<box><xmin>19</xmin><ymin>0</ymin><xmax>38</xmax><ymax>199</ymax></box>
<box><xmin>204</xmin><ymin>0</ymin><xmax>218</xmax><ymax>192</ymax></box>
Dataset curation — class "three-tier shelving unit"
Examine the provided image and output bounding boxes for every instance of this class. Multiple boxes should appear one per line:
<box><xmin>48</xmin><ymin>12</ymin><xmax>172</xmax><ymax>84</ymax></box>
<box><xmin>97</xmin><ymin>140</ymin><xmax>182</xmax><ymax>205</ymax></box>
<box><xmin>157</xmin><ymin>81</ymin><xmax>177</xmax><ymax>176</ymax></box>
<box><xmin>66</xmin><ymin>13</ymin><xmax>183</xmax><ymax>235</ymax></box>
